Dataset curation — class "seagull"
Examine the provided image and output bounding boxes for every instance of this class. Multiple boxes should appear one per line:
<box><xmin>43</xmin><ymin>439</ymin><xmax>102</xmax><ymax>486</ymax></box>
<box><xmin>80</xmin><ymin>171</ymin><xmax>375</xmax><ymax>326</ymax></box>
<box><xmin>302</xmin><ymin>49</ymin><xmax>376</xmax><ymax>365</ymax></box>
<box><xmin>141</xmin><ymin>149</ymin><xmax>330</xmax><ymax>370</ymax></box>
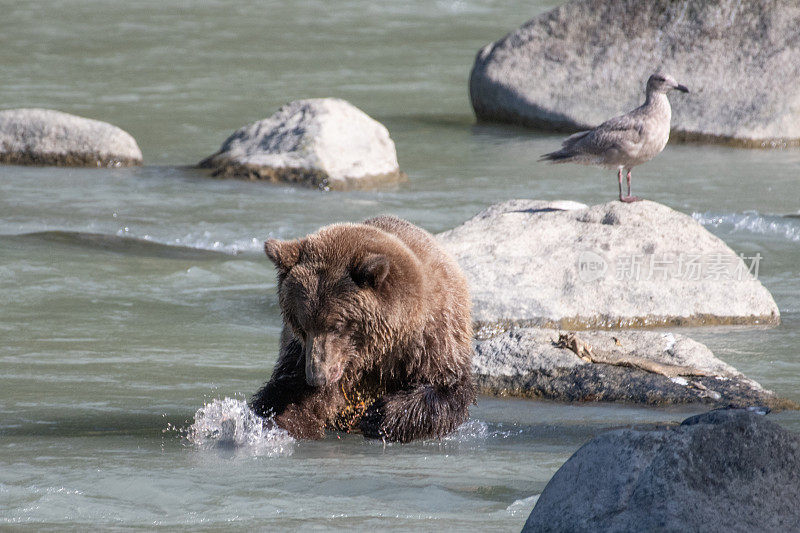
<box><xmin>540</xmin><ymin>73</ymin><xmax>689</xmax><ymax>202</ymax></box>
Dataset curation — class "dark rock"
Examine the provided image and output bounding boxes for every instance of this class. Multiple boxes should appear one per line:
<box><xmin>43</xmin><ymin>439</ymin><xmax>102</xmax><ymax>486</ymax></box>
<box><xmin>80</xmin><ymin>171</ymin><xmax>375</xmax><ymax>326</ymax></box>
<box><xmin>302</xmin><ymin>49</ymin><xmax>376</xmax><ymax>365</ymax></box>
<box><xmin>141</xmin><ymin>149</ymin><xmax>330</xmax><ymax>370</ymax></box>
<box><xmin>523</xmin><ymin>409</ymin><xmax>800</xmax><ymax>532</ymax></box>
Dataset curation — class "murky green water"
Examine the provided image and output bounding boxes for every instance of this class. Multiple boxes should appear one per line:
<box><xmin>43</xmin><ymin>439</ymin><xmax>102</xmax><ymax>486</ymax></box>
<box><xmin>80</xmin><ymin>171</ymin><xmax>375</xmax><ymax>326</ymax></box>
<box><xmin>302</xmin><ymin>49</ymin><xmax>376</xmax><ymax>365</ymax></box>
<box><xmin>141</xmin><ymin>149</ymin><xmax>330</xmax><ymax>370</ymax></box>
<box><xmin>2</xmin><ymin>1</ymin><xmax>799</xmax><ymax>530</ymax></box>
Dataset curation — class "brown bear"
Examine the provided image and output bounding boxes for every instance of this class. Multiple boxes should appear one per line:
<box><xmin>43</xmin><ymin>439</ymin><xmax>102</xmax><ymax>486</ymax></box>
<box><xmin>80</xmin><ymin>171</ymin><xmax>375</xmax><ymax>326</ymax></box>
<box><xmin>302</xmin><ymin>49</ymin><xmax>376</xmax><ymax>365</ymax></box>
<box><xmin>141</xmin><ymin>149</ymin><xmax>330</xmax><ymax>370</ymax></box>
<box><xmin>250</xmin><ymin>215</ymin><xmax>475</xmax><ymax>443</ymax></box>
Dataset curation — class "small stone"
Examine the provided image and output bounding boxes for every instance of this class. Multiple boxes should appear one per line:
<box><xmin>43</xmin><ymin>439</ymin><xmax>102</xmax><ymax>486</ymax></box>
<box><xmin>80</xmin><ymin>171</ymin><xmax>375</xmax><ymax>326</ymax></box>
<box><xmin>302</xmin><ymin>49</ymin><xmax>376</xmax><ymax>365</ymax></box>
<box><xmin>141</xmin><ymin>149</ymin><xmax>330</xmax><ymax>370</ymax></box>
<box><xmin>0</xmin><ymin>108</ymin><xmax>142</xmax><ymax>167</ymax></box>
<box><xmin>199</xmin><ymin>98</ymin><xmax>404</xmax><ymax>190</ymax></box>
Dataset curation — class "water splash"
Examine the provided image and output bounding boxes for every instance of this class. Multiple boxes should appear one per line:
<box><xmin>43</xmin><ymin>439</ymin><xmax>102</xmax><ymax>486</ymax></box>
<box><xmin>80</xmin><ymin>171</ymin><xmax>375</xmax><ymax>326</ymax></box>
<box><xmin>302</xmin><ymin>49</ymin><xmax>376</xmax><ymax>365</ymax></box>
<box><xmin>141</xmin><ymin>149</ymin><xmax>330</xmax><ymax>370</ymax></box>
<box><xmin>506</xmin><ymin>494</ymin><xmax>539</xmax><ymax>516</ymax></box>
<box><xmin>429</xmin><ymin>419</ymin><xmax>523</xmax><ymax>447</ymax></box>
<box><xmin>693</xmin><ymin>211</ymin><xmax>800</xmax><ymax>242</ymax></box>
<box><xmin>442</xmin><ymin>419</ymin><xmax>490</xmax><ymax>442</ymax></box>
<box><xmin>184</xmin><ymin>397</ymin><xmax>294</xmax><ymax>456</ymax></box>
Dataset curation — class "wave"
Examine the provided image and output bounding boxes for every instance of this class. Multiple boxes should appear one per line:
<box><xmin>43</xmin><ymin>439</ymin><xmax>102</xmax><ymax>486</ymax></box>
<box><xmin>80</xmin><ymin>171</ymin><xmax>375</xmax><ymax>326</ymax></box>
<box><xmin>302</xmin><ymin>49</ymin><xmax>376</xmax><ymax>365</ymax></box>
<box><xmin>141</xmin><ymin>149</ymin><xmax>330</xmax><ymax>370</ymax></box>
<box><xmin>183</xmin><ymin>397</ymin><xmax>294</xmax><ymax>457</ymax></box>
<box><xmin>692</xmin><ymin>211</ymin><xmax>800</xmax><ymax>242</ymax></box>
<box><xmin>7</xmin><ymin>230</ymin><xmax>260</xmax><ymax>259</ymax></box>
<box><xmin>143</xmin><ymin>231</ymin><xmax>264</xmax><ymax>256</ymax></box>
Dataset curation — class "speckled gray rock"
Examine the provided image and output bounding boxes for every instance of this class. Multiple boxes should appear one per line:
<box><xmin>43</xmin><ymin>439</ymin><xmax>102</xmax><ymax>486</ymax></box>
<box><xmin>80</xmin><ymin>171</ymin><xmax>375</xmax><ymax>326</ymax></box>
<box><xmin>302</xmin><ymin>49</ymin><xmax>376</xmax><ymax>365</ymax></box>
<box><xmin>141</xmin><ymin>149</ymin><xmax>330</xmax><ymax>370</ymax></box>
<box><xmin>199</xmin><ymin>98</ymin><xmax>404</xmax><ymax>190</ymax></box>
<box><xmin>470</xmin><ymin>0</ymin><xmax>800</xmax><ymax>147</ymax></box>
<box><xmin>474</xmin><ymin>327</ymin><xmax>786</xmax><ymax>408</ymax></box>
<box><xmin>438</xmin><ymin>199</ymin><xmax>780</xmax><ymax>329</ymax></box>
<box><xmin>523</xmin><ymin>409</ymin><xmax>800</xmax><ymax>532</ymax></box>
<box><xmin>0</xmin><ymin>108</ymin><xmax>142</xmax><ymax>167</ymax></box>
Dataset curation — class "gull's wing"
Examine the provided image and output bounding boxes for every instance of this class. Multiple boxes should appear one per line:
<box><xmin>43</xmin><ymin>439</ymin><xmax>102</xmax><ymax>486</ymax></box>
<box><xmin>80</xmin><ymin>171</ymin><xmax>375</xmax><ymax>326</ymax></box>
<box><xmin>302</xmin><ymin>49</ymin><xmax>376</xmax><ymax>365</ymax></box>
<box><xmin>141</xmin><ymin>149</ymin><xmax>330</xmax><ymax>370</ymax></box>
<box><xmin>570</xmin><ymin>111</ymin><xmax>646</xmax><ymax>158</ymax></box>
<box><xmin>540</xmin><ymin>109</ymin><xmax>646</xmax><ymax>165</ymax></box>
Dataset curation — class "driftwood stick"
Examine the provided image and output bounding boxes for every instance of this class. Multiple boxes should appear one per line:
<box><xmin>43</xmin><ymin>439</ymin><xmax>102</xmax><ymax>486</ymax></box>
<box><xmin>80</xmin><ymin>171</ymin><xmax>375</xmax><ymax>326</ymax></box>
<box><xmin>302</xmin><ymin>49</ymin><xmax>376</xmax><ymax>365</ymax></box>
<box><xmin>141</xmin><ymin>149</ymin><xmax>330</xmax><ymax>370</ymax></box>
<box><xmin>555</xmin><ymin>332</ymin><xmax>714</xmax><ymax>378</ymax></box>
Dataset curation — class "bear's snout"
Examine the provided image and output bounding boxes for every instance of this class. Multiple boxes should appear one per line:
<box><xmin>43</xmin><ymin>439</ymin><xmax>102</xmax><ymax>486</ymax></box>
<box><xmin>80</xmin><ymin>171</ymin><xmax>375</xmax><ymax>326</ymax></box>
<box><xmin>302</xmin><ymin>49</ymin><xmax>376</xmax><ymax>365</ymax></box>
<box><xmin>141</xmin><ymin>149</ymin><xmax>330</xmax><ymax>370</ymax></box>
<box><xmin>305</xmin><ymin>369</ymin><xmax>327</xmax><ymax>387</ymax></box>
<box><xmin>304</xmin><ymin>334</ymin><xmax>344</xmax><ymax>387</ymax></box>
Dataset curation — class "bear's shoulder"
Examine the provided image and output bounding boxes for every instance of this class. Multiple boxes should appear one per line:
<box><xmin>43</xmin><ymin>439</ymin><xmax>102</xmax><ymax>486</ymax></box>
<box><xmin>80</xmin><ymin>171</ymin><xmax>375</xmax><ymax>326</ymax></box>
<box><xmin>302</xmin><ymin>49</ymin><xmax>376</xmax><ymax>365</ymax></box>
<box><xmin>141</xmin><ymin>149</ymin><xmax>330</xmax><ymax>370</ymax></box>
<box><xmin>362</xmin><ymin>215</ymin><xmax>440</xmax><ymax>261</ymax></box>
<box><xmin>363</xmin><ymin>215</ymin><xmax>422</xmax><ymax>239</ymax></box>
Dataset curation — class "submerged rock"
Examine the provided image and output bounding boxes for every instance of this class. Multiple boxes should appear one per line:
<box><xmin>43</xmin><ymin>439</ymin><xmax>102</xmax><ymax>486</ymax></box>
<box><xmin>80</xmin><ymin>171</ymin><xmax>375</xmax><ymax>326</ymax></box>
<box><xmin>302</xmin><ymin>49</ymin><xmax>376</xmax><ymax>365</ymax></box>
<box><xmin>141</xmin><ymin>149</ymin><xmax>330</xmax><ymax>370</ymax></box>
<box><xmin>473</xmin><ymin>327</ymin><xmax>789</xmax><ymax>409</ymax></box>
<box><xmin>523</xmin><ymin>409</ymin><xmax>800</xmax><ymax>532</ymax></box>
<box><xmin>0</xmin><ymin>108</ymin><xmax>142</xmax><ymax>167</ymax></box>
<box><xmin>199</xmin><ymin>98</ymin><xmax>404</xmax><ymax>190</ymax></box>
<box><xmin>470</xmin><ymin>0</ymin><xmax>800</xmax><ymax>147</ymax></box>
<box><xmin>438</xmin><ymin>199</ymin><xmax>780</xmax><ymax>329</ymax></box>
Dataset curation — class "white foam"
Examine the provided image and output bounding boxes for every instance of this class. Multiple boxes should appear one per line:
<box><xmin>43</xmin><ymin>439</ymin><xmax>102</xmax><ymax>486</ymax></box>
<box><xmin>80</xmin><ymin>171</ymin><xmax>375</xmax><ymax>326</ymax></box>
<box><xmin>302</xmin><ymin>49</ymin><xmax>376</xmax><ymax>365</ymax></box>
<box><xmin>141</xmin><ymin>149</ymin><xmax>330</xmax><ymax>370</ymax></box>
<box><xmin>693</xmin><ymin>211</ymin><xmax>800</xmax><ymax>242</ymax></box>
<box><xmin>113</xmin><ymin>227</ymin><xmax>264</xmax><ymax>255</ymax></box>
<box><xmin>167</xmin><ymin>233</ymin><xmax>263</xmax><ymax>255</ymax></box>
<box><xmin>185</xmin><ymin>397</ymin><xmax>294</xmax><ymax>456</ymax></box>
<box><xmin>506</xmin><ymin>494</ymin><xmax>539</xmax><ymax>516</ymax></box>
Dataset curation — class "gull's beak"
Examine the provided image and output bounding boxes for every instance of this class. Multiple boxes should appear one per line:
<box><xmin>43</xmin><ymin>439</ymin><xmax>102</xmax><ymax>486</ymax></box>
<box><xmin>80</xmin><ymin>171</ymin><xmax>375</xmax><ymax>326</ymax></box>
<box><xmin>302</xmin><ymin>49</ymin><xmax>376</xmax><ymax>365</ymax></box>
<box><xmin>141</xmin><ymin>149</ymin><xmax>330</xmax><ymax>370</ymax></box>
<box><xmin>675</xmin><ymin>83</ymin><xmax>689</xmax><ymax>93</ymax></box>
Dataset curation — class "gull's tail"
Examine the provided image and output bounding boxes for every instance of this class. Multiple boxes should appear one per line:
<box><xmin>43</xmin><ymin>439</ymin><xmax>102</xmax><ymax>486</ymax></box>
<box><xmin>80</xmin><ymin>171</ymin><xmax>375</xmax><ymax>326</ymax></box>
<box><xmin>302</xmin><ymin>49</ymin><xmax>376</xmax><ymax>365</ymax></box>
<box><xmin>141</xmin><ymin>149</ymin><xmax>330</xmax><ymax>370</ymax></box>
<box><xmin>538</xmin><ymin>149</ymin><xmax>574</xmax><ymax>163</ymax></box>
<box><xmin>539</xmin><ymin>130</ymin><xmax>591</xmax><ymax>164</ymax></box>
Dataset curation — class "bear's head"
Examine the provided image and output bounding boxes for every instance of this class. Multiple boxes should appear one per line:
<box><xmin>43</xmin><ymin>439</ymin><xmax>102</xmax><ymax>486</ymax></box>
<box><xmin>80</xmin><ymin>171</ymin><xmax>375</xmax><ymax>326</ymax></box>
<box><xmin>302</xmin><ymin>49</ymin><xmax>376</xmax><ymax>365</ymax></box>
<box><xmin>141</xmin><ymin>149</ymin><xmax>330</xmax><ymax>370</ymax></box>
<box><xmin>264</xmin><ymin>224</ymin><xmax>424</xmax><ymax>388</ymax></box>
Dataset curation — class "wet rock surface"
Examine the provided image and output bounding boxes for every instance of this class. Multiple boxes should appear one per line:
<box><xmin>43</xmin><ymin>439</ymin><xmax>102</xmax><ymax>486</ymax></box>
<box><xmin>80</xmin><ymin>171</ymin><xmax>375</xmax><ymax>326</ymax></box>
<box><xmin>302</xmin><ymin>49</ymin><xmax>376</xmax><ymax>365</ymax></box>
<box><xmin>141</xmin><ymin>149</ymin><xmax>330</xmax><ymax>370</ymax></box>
<box><xmin>523</xmin><ymin>409</ymin><xmax>800</xmax><ymax>532</ymax></box>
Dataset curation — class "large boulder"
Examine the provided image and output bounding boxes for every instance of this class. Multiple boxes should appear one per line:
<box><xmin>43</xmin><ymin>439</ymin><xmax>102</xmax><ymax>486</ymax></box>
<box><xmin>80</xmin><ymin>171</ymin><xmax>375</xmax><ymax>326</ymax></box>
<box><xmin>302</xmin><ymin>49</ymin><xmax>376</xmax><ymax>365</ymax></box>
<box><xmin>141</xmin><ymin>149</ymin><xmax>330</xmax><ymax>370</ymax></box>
<box><xmin>523</xmin><ymin>409</ymin><xmax>800</xmax><ymax>532</ymax></box>
<box><xmin>0</xmin><ymin>108</ymin><xmax>142</xmax><ymax>167</ymax></box>
<box><xmin>470</xmin><ymin>0</ymin><xmax>800</xmax><ymax>147</ymax></box>
<box><xmin>474</xmin><ymin>327</ymin><xmax>789</xmax><ymax>409</ymax></box>
<box><xmin>438</xmin><ymin>199</ymin><xmax>780</xmax><ymax>329</ymax></box>
<box><xmin>199</xmin><ymin>98</ymin><xmax>404</xmax><ymax>190</ymax></box>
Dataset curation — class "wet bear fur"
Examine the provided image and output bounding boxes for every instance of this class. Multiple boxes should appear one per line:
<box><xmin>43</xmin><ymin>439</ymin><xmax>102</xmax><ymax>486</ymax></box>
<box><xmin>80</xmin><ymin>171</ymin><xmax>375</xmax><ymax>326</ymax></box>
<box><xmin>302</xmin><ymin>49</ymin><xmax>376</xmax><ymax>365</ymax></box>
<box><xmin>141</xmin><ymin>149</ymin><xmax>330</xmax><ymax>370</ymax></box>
<box><xmin>251</xmin><ymin>215</ymin><xmax>475</xmax><ymax>443</ymax></box>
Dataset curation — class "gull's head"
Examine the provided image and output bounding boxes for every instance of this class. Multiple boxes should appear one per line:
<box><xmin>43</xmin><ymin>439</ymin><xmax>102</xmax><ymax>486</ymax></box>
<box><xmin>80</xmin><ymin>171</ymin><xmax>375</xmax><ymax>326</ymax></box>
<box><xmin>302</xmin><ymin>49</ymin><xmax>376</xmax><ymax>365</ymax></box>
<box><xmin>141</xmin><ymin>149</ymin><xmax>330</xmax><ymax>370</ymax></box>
<box><xmin>647</xmin><ymin>72</ymin><xmax>689</xmax><ymax>94</ymax></box>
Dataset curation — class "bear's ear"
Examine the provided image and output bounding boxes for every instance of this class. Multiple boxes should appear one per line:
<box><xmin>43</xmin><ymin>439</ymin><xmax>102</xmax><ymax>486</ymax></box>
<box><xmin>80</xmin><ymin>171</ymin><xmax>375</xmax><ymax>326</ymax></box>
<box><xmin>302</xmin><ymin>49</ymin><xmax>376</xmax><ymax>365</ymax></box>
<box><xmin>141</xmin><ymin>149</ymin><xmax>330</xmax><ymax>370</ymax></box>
<box><xmin>352</xmin><ymin>253</ymin><xmax>390</xmax><ymax>289</ymax></box>
<box><xmin>264</xmin><ymin>239</ymin><xmax>301</xmax><ymax>272</ymax></box>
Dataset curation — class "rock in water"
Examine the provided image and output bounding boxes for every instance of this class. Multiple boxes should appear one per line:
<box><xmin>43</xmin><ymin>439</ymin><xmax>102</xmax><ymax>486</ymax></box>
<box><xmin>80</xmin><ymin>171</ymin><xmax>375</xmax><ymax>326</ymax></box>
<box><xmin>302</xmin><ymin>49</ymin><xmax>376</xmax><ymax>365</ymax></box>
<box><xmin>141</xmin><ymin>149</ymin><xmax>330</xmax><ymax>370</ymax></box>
<box><xmin>0</xmin><ymin>108</ymin><xmax>142</xmax><ymax>167</ymax></box>
<box><xmin>199</xmin><ymin>98</ymin><xmax>404</xmax><ymax>190</ymax></box>
<box><xmin>437</xmin><ymin>199</ymin><xmax>780</xmax><ymax>329</ymax></box>
<box><xmin>470</xmin><ymin>0</ymin><xmax>800</xmax><ymax>147</ymax></box>
<box><xmin>473</xmin><ymin>327</ymin><xmax>789</xmax><ymax>409</ymax></box>
<box><xmin>523</xmin><ymin>409</ymin><xmax>800</xmax><ymax>532</ymax></box>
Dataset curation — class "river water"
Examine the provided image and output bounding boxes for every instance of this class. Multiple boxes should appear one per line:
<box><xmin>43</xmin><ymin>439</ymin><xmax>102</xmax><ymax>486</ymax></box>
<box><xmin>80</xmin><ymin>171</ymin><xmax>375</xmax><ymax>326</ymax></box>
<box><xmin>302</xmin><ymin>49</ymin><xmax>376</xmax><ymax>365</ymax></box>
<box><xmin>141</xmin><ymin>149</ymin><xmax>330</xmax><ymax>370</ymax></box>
<box><xmin>2</xmin><ymin>0</ymin><xmax>799</xmax><ymax>530</ymax></box>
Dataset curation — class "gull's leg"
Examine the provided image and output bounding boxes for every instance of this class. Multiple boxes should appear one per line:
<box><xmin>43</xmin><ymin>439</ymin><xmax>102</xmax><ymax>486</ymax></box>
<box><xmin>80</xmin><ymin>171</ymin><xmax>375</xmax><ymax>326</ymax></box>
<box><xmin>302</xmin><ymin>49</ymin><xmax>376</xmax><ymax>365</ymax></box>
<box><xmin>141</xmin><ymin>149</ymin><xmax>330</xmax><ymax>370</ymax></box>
<box><xmin>627</xmin><ymin>169</ymin><xmax>631</xmax><ymax>196</ymax></box>
<box><xmin>620</xmin><ymin>169</ymin><xmax>642</xmax><ymax>203</ymax></box>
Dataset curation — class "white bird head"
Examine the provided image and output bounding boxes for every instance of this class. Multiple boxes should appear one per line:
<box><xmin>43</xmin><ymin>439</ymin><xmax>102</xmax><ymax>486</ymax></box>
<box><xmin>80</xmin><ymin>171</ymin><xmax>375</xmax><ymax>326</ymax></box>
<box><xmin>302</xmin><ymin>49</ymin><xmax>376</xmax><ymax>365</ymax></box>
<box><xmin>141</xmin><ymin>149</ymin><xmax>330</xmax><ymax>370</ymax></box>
<box><xmin>647</xmin><ymin>72</ymin><xmax>689</xmax><ymax>94</ymax></box>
